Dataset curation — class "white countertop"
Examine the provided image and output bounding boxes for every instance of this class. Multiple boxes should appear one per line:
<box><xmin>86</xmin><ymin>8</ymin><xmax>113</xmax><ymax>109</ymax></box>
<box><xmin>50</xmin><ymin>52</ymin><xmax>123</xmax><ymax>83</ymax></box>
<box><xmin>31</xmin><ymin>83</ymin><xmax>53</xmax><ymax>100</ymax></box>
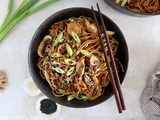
<box><xmin>0</xmin><ymin>0</ymin><xmax>160</xmax><ymax>120</ymax></box>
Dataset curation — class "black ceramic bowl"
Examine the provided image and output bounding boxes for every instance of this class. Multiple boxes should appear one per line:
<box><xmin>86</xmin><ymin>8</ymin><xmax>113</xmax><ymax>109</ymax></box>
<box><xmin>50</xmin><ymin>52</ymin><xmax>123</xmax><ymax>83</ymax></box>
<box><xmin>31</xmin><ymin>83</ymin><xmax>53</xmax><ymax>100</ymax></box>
<box><xmin>104</xmin><ymin>0</ymin><xmax>160</xmax><ymax>17</ymax></box>
<box><xmin>28</xmin><ymin>7</ymin><xmax>129</xmax><ymax>108</ymax></box>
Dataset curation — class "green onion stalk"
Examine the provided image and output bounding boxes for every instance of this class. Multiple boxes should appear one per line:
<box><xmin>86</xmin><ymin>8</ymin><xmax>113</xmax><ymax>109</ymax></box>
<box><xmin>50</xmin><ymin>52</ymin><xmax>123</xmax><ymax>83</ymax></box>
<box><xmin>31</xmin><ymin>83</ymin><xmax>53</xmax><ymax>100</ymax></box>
<box><xmin>0</xmin><ymin>0</ymin><xmax>60</xmax><ymax>43</ymax></box>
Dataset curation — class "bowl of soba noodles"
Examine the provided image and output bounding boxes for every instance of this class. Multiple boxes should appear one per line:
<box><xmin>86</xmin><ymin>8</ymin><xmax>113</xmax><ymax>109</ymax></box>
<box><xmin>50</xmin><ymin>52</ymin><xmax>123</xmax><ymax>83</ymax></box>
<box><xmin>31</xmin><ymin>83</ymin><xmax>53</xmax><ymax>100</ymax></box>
<box><xmin>28</xmin><ymin>7</ymin><xmax>129</xmax><ymax>108</ymax></box>
<box><xmin>104</xmin><ymin>0</ymin><xmax>160</xmax><ymax>16</ymax></box>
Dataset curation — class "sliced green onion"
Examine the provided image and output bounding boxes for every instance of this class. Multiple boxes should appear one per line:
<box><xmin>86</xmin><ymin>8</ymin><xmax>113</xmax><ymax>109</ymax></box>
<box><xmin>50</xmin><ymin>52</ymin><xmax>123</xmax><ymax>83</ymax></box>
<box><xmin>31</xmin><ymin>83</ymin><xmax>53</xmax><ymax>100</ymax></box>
<box><xmin>52</xmin><ymin>67</ymin><xmax>65</xmax><ymax>74</ymax></box>
<box><xmin>107</xmin><ymin>31</ymin><xmax>115</xmax><ymax>36</ymax></box>
<box><xmin>66</xmin><ymin>43</ymin><xmax>73</xmax><ymax>57</ymax></box>
<box><xmin>51</xmin><ymin>61</ymin><xmax>61</xmax><ymax>66</ymax></box>
<box><xmin>80</xmin><ymin>50</ymin><xmax>92</xmax><ymax>58</ymax></box>
<box><xmin>51</xmin><ymin>52</ymin><xmax>62</xmax><ymax>58</ymax></box>
<box><xmin>68</xmin><ymin>93</ymin><xmax>77</xmax><ymax>101</ymax></box>
<box><xmin>121</xmin><ymin>0</ymin><xmax>127</xmax><ymax>7</ymax></box>
<box><xmin>67</xmin><ymin>66</ymin><xmax>75</xmax><ymax>76</ymax></box>
<box><xmin>58</xmin><ymin>89</ymin><xmax>66</xmax><ymax>94</ymax></box>
<box><xmin>77</xmin><ymin>95</ymin><xmax>88</xmax><ymax>101</ymax></box>
<box><xmin>69</xmin><ymin>18</ymin><xmax>74</xmax><ymax>22</ymax></box>
<box><xmin>64</xmin><ymin>59</ymin><xmax>77</xmax><ymax>65</ymax></box>
<box><xmin>53</xmin><ymin>32</ymin><xmax>63</xmax><ymax>47</ymax></box>
<box><xmin>71</xmin><ymin>31</ymin><xmax>81</xmax><ymax>44</ymax></box>
<box><xmin>110</xmin><ymin>38</ymin><xmax>119</xmax><ymax>44</ymax></box>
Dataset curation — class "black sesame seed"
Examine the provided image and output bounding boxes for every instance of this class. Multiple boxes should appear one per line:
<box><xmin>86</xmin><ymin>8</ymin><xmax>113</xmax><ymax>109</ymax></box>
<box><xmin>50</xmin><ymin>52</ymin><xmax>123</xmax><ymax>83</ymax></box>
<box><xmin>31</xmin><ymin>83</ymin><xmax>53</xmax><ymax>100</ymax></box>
<box><xmin>40</xmin><ymin>99</ymin><xmax>57</xmax><ymax>114</ymax></box>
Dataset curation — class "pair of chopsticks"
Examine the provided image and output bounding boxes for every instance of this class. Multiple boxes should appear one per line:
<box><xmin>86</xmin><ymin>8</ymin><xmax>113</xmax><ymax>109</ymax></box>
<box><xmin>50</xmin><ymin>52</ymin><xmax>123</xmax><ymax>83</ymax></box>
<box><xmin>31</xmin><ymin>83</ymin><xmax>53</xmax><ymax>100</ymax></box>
<box><xmin>91</xmin><ymin>3</ymin><xmax>126</xmax><ymax>113</ymax></box>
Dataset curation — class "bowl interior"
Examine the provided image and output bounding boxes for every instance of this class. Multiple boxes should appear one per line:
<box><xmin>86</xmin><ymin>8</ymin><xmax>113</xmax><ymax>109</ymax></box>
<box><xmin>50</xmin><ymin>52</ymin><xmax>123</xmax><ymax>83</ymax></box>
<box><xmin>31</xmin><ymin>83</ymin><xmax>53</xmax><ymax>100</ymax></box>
<box><xmin>104</xmin><ymin>0</ymin><xmax>160</xmax><ymax>17</ymax></box>
<box><xmin>28</xmin><ymin>7</ymin><xmax>129</xmax><ymax>108</ymax></box>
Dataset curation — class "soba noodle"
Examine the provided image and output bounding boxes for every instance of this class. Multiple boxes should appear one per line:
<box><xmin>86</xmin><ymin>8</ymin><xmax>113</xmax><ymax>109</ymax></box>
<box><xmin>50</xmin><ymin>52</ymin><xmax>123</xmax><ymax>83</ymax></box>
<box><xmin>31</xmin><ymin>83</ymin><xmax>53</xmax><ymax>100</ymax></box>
<box><xmin>37</xmin><ymin>16</ymin><xmax>120</xmax><ymax>101</ymax></box>
<box><xmin>115</xmin><ymin>0</ymin><xmax>160</xmax><ymax>13</ymax></box>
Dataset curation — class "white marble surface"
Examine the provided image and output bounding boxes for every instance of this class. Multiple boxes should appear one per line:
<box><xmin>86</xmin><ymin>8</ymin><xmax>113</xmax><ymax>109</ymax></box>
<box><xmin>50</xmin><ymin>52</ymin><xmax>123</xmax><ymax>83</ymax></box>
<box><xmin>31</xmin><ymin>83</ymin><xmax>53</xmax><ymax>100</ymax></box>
<box><xmin>0</xmin><ymin>0</ymin><xmax>160</xmax><ymax>120</ymax></box>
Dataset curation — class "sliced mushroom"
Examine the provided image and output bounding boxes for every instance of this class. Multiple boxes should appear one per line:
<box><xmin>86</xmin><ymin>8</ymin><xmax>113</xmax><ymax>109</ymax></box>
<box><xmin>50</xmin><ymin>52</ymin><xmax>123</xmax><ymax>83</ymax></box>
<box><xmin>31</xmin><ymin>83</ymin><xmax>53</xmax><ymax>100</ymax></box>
<box><xmin>90</xmin><ymin>55</ymin><xmax>99</xmax><ymax>66</ymax></box>
<box><xmin>85</xmin><ymin>18</ymin><xmax>97</xmax><ymax>34</ymax></box>
<box><xmin>37</xmin><ymin>35</ymin><xmax>52</xmax><ymax>57</ymax></box>
<box><xmin>84</xmin><ymin>74</ymin><xmax>94</xmax><ymax>86</ymax></box>
<box><xmin>76</xmin><ymin>58</ymin><xmax>85</xmax><ymax>75</ymax></box>
<box><xmin>67</xmin><ymin>22</ymin><xmax>81</xmax><ymax>36</ymax></box>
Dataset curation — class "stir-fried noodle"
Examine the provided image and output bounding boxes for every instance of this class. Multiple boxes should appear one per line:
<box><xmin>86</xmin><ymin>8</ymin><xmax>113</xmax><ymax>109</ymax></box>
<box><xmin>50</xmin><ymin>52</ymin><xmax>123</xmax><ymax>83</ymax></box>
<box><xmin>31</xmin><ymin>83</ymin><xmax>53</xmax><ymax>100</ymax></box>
<box><xmin>37</xmin><ymin>16</ymin><xmax>120</xmax><ymax>101</ymax></box>
<box><xmin>115</xmin><ymin>0</ymin><xmax>160</xmax><ymax>13</ymax></box>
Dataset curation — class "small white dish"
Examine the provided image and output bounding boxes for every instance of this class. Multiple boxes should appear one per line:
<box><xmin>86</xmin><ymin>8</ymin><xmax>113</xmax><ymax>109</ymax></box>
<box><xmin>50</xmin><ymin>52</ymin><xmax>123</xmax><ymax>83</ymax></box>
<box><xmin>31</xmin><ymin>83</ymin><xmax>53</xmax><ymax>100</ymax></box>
<box><xmin>36</xmin><ymin>96</ymin><xmax>61</xmax><ymax>119</ymax></box>
<box><xmin>23</xmin><ymin>76</ymin><xmax>41</xmax><ymax>96</ymax></box>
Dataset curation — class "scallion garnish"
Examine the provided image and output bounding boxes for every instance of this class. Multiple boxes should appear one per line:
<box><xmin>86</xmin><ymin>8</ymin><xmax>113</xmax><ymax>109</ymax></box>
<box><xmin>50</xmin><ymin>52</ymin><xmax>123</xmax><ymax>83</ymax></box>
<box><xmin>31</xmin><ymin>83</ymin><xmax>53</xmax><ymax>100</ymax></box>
<box><xmin>66</xmin><ymin>43</ymin><xmax>73</xmax><ymax>57</ymax></box>
<box><xmin>67</xmin><ymin>66</ymin><xmax>75</xmax><ymax>76</ymax></box>
<box><xmin>121</xmin><ymin>0</ymin><xmax>127</xmax><ymax>7</ymax></box>
<box><xmin>51</xmin><ymin>52</ymin><xmax>62</xmax><ymax>58</ymax></box>
<box><xmin>64</xmin><ymin>59</ymin><xmax>77</xmax><ymax>65</ymax></box>
<box><xmin>58</xmin><ymin>89</ymin><xmax>66</xmax><ymax>94</ymax></box>
<box><xmin>80</xmin><ymin>50</ymin><xmax>92</xmax><ymax>58</ymax></box>
<box><xmin>52</xmin><ymin>67</ymin><xmax>65</xmax><ymax>74</ymax></box>
<box><xmin>71</xmin><ymin>31</ymin><xmax>81</xmax><ymax>44</ymax></box>
<box><xmin>53</xmin><ymin>32</ymin><xmax>63</xmax><ymax>47</ymax></box>
<box><xmin>67</xmin><ymin>93</ymin><xmax>77</xmax><ymax>101</ymax></box>
<box><xmin>77</xmin><ymin>95</ymin><xmax>88</xmax><ymax>101</ymax></box>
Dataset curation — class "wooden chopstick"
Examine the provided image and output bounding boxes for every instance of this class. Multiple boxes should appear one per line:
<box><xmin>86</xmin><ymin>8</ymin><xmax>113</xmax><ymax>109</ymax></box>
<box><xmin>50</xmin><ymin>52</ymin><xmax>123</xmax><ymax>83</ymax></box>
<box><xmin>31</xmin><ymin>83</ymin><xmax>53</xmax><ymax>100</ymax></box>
<box><xmin>91</xmin><ymin>3</ymin><xmax>125</xmax><ymax>113</ymax></box>
<box><xmin>96</xmin><ymin>3</ymin><xmax>126</xmax><ymax>111</ymax></box>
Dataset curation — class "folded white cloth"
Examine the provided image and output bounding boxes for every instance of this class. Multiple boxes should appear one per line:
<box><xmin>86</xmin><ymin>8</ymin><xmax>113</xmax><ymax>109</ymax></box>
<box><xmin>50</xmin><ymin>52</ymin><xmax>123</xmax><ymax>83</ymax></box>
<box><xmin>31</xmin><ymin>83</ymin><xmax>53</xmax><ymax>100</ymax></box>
<box><xmin>141</xmin><ymin>64</ymin><xmax>160</xmax><ymax>120</ymax></box>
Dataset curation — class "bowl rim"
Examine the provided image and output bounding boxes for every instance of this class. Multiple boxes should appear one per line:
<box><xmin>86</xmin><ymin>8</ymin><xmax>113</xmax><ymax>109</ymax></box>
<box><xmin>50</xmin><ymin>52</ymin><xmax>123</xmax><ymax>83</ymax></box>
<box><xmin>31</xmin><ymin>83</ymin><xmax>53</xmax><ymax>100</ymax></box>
<box><xmin>104</xmin><ymin>0</ymin><xmax>160</xmax><ymax>16</ymax></box>
<box><xmin>28</xmin><ymin>7</ymin><xmax>129</xmax><ymax>108</ymax></box>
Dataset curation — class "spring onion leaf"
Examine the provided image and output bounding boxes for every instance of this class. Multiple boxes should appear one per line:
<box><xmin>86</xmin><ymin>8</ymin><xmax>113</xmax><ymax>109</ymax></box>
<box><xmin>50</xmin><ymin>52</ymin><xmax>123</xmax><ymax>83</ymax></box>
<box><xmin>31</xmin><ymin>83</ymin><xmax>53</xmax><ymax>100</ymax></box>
<box><xmin>67</xmin><ymin>93</ymin><xmax>77</xmax><ymax>101</ymax></box>
<box><xmin>16</xmin><ymin>0</ymin><xmax>39</xmax><ymax>18</ymax></box>
<box><xmin>0</xmin><ymin>0</ymin><xmax>28</xmax><ymax>33</ymax></box>
<box><xmin>26</xmin><ymin>0</ymin><xmax>60</xmax><ymax>17</ymax></box>
<box><xmin>0</xmin><ymin>0</ymin><xmax>13</xmax><ymax>29</ymax></box>
<box><xmin>66</xmin><ymin>43</ymin><xmax>73</xmax><ymax>57</ymax></box>
<box><xmin>0</xmin><ymin>11</ymin><xmax>28</xmax><ymax>42</ymax></box>
<box><xmin>0</xmin><ymin>0</ymin><xmax>60</xmax><ymax>43</ymax></box>
<box><xmin>71</xmin><ymin>31</ymin><xmax>81</xmax><ymax>44</ymax></box>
